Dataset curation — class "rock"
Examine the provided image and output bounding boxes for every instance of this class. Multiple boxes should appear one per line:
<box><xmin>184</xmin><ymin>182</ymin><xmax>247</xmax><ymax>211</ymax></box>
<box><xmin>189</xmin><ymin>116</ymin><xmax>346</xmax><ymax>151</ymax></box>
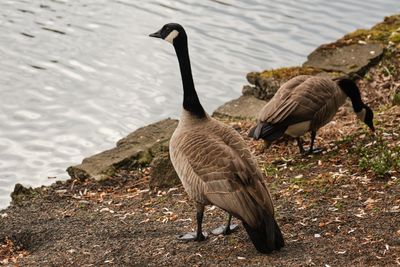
<box><xmin>245</xmin><ymin>15</ymin><xmax>400</xmax><ymax>101</ymax></box>
<box><xmin>242</xmin><ymin>85</ymin><xmax>254</xmax><ymax>96</ymax></box>
<box><xmin>11</xmin><ymin>183</ymin><xmax>35</xmax><ymax>205</ymax></box>
<box><xmin>253</xmin><ymin>76</ymin><xmax>282</xmax><ymax>100</ymax></box>
<box><xmin>304</xmin><ymin>43</ymin><xmax>384</xmax><ymax>76</ymax></box>
<box><xmin>341</xmin><ymin>15</ymin><xmax>400</xmax><ymax>45</ymax></box>
<box><xmin>245</xmin><ymin>66</ymin><xmax>322</xmax><ymax>100</ymax></box>
<box><xmin>149</xmin><ymin>152</ymin><xmax>180</xmax><ymax>189</ymax></box>
<box><xmin>212</xmin><ymin>95</ymin><xmax>266</xmax><ymax>120</ymax></box>
<box><xmin>67</xmin><ymin>119</ymin><xmax>178</xmax><ymax>181</ymax></box>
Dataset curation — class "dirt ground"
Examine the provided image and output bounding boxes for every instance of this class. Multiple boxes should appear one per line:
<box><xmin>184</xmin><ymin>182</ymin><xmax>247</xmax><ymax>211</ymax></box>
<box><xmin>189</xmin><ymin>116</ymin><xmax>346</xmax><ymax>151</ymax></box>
<box><xmin>1</xmin><ymin>40</ymin><xmax>400</xmax><ymax>267</ymax></box>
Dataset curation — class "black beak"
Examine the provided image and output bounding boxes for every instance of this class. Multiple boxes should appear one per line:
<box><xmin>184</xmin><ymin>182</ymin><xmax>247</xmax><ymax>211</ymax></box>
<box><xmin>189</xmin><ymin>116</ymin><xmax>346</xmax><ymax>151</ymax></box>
<box><xmin>149</xmin><ymin>29</ymin><xmax>162</xmax><ymax>38</ymax></box>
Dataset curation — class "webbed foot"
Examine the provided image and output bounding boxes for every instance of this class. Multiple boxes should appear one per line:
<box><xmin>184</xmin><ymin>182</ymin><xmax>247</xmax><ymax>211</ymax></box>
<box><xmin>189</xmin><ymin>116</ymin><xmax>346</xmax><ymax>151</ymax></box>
<box><xmin>211</xmin><ymin>224</ymin><xmax>238</xmax><ymax>235</ymax></box>
<box><xmin>178</xmin><ymin>232</ymin><xmax>208</xmax><ymax>241</ymax></box>
<box><xmin>305</xmin><ymin>147</ymin><xmax>324</xmax><ymax>155</ymax></box>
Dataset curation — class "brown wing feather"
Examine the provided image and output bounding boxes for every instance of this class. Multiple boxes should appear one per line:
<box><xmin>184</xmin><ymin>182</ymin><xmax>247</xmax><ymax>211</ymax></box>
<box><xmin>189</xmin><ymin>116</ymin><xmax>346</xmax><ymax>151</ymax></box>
<box><xmin>258</xmin><ymin>76</ymin><xmax>345</xmax><ymax>127</ymax></box>
<box><xmin>258</xmin><ymin>75</ymin><xmax>310</xmax><ymax>122</ymax></box>
<box><xmin>172</xmin><ymin>119</ymin><xmax>274</xmax><ymax>228</ymax></box>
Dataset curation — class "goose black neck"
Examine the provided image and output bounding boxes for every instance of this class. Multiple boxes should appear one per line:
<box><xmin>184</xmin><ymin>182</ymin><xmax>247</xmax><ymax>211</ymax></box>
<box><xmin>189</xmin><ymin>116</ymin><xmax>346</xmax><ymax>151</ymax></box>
<box><xmin>337</xmin><ymin>78</ymin><xmax>364</xmax><ymax>112</ymax></box>
<box><xmin>173</xmin><ymin>38</ymin><xmax>206</xmax><ymax>118</ymax></box>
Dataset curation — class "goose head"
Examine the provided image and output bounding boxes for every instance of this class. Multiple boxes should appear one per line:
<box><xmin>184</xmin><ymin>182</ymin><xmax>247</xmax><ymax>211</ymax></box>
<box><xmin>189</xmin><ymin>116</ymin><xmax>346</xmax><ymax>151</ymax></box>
<box><xmin>149</xmin><ymin>23</ymin><xmax>186</xmax><ymax>45</ymax></box>
<box><xmin>336</xmin><ymin>78</ymin><xmax>375</xmax><ymax>132</ymax></box>
<box><xmin>356</xmin><ymin>105</ymin><xmax>375</xmax><ymax>132</ymax></box>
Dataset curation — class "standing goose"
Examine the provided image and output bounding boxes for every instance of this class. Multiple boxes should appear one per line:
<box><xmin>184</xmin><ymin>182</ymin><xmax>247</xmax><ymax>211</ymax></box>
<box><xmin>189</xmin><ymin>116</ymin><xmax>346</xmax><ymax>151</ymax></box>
<box><xmin>149</xmin><ymin>23</ymin><xmax>284</xmax><ymax>253</ymax></box>
<box><xmin>249</xmin><ymin>75</ymin><xmax>375</xmax><ymax>154</ymax></box>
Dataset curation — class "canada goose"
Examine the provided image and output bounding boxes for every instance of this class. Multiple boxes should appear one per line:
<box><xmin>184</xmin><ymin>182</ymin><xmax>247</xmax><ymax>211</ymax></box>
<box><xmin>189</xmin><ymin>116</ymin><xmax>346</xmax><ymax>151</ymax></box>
<box><xmin>249</xmin><ymin>75</ymin><xmax>375</xmax><ymax>154</ymax></box>
<box><xmin>149</xmin><ymin>23</ymin><xmax>284</xmax><ymax>253</ymax></box>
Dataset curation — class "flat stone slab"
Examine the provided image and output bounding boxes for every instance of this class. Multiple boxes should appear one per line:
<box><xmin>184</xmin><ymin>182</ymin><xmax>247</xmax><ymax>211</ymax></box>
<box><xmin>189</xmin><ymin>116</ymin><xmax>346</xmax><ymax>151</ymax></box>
<box><xmin>67</xmin><ymin>119</ymin><xmax>178</xmax><ymax>181</ymax></box>
<box><xmin>212</xmin><ymin>95</ymin><xmax>266</xmax><ymax>120</ymax></box>
<box><xmin>304</xmin><ymin>43</ymin><xmax>384</xmax><ymax>76</ymax></box>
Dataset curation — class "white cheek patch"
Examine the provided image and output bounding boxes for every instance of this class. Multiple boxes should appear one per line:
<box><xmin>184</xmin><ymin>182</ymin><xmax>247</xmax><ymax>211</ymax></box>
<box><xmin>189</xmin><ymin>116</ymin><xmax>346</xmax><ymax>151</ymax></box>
<box><xmin>356</xmin><ymin>108</ymin><xmax>366</xmax><ymax>121</ymax></box>
<box><xmin>165</xmin><ymin>30</ymin><xmax>179</xmax><ymax>44</ymax></box>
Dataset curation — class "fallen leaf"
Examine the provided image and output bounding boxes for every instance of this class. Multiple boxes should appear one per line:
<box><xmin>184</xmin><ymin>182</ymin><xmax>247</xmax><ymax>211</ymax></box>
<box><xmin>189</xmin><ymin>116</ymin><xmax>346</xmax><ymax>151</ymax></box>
<box><xmin>363</xmin><ymin>198</ymin><xmax>377</xmax><ymax>205</ymax></box>
<box><xmin>99</xmin><ymin>208</ymin><xmax>114</xmax><ymax>213</ymax></box>
<box><xmin>139</xmin><ymin>218</ymin><xmax>150</xmax><ymax>224</ymax></box>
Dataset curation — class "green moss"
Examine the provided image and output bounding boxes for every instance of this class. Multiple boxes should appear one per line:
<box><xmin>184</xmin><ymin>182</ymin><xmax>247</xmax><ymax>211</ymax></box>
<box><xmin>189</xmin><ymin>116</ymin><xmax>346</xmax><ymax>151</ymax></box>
<box><xmin>389</xmin><ymin>32</ymin><xmax>400</xmax><ymax>43</ymax></box>
<box><xmin>262</xmin><ymin>164</ymin><xmax>279</xmax><ymax>176</ymax></box>
<box><xmin>373</xmin><ymin>207</ymin><xmax>381</xmax><ymax>213</ymax></box>
<box><xmin>343</xmin><ymin>14</ymin><xmax>400</xmax><ymax>44</ymax></box>
<box><xmin>11</xmin><ymin>183</ymin><xmax>39</xmax><ymax>205</ymax></box>
<box><xmin>247</xmin><ymin>66</ymin><xmax>322</xmax><ymax>84</ymax></box>
<box><xmin>79</xmin><ymin>202</ymin><xmax>89</xmax><ymax>209</ymax></box>
<box><xmin>137</xmin><ymin>150</ymin><xmax>153</xmax><ymax>166</ymax></box>
<box><xmin>247</xmin><ymin>65</ymin><xmax>347</xmax><ymax>86</ymax></box>
<box><xmin>373</xmin><ymin>15</ymin><xmax>400</xmax><ymax>32</ymax></box>
<box><xmin>335</xmin><ymin>201</ymin><xmax>343</xmax><ymax>210</ymax></box>
<box><xmin>258</xmin><ymin>66</ymin><xmax>321</xmax><ymax>80</ymax></box>
<box><xmin>343</xmin><ymin>30</ymin><xmax>367</xmax><ymax>41</ymax></box>
<box><xmin>114</xmin><ymin>150</ymin><xmax>153</xmax><ymax>170</ymax></box>
<box><xmin>356</xmin><ymin>136</ymin><xmax>400</xmax><ymax>178</ymax></box>
<box><xmin>320</xmin><ymin>187</ymin><xmax>329</xmax><ymax>194</ymax></box>
<box><xmin>289</xmin><ymin>177</ymin><xmax>308</xmax><ymax>186</ymax></box>
<box><xmin>292</xmin><ymin>162</ymin><xmax>315</xmax><ymax>171</ymax></box>
<box><xmin>335</xmin><ymin>134</ymin><xmax>355</xmax><ymax>146</ymax></box>
<box><xmin>393</xmin><ymin>93</ymin><xmax>400</xmax><ymax>106</ymax></box>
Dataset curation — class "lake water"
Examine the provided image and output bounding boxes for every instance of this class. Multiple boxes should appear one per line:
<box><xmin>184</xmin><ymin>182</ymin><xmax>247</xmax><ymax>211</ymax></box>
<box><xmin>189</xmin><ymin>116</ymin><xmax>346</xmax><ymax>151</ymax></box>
<box><xmin>0</xmin><ymin>0</ymin><xmax>399</xmax><ymax>208</ymax></box>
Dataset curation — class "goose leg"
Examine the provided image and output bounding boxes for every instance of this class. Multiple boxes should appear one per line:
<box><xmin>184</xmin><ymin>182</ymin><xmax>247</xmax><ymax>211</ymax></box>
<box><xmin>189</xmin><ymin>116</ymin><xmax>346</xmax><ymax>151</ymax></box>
<box><xmin>222</xmin><ymin>214</ymin><xmax>239</xmax><ymax>235</ymax></box>
<box><xmin>223</xmin><ymin>213</ymin><xmax>233</xmax><ymax>235</ymax></box>
<box><xmin>296</xmin><ymin>137</ymin><xmax>306</xmax><ymax>154</ymax></box>
<box><xmin>211</xmin><ymin>213</ymin><xmax>238</xmax><ymax>235</ymax></box>
<box><xmin>194</xmin><ymin>203</ymin><xmax>206</xmax><ymax>241</ymax></box>
<box><xmin>307</xmin><ymin>131</ymin><xmax>323</xmax><ymax>154</ymax></box>
<box><xmin>178</xmin><ymin>203</ymin><xmax>207</xmax><ymax>241</ymax></box>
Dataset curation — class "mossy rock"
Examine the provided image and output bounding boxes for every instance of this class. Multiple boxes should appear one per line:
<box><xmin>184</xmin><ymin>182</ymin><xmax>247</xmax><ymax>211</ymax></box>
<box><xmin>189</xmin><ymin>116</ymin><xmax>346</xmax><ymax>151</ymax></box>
<box><xmin>113</xmin><ymin>149</ymin><xmax>154</xmax><ymax>170</ymax></box>
<box><xmin>213</xmin><ymin>95</ymin><xmax>267</xmax><ymax>120</ymax></box>
<box><xmin>11</xmin><ymin>184</ymin><xmax>37</xmax><ymax>206</ymax></box>
<box><xmin>67</xmin><ymin>119</ymin><xmax>178</xmax><ymax>181</ymax></box>
<box><xmin>327</xmin><ymin>14</ymin><xmax>400</xmax><ymax>47</ymax></box>
<box><xmin>304</xmin><ymin>43</ymin><xmax>384</xmax><ymax>76</ymax></box>
<box><xmin>247</xmin><ymin>66</ymin><xmax>321</xmax><ymax>84</ymax></box>
<box><xmin>149</xmin><ymin>152</ymin><xmax>180</xmax><ymax>189</ymax></box>
<box><xmin>245</xmin><ymin>66</ymin><xmax>325</xmax><ymax>100</ymax></box>
<box><xmin>389</xmin><ymin>32</ymin><xmax>400</xmax><ymax>43</ymax></box>
<box><xmin>304</xmin><ymin>15</ymin><xmax>398</xmax><ymax>79</ymax></box>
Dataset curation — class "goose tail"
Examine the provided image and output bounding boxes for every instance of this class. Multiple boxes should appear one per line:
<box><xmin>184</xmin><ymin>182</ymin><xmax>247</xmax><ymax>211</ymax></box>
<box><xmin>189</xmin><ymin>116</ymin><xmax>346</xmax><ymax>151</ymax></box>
<box><xmin>242</xmin><ymin>211</ymin><xmax>284</xmax><ymax>254</ymax></box>
<box><xmin>248</xmin><ymin>125</ymin><xmax>260</xmax><ymax>139</ymax></box>
<box><xmin>248</xmin><ymin>122</ymin><xmax>286</xmax><ymax>141</ymax></box>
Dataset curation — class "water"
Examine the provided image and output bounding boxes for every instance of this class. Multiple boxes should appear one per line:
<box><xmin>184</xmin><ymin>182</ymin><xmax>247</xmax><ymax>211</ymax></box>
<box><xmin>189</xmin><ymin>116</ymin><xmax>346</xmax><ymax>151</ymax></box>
<box><xmin>0</xmin><ymin>0</ymin><xmax>398</xmax><ymax>208</ymax></box>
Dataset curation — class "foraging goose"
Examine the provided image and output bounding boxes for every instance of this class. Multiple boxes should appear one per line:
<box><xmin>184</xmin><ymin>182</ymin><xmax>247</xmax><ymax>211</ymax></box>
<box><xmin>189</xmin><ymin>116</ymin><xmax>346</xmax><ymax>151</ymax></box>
<box><xmin>249</xmin><ymin>75</ymin><xmax>375</xmax><ymax>154</ymax></box>
<box><xmin>149</xmin><ymin>23</ymin><xmax>284</xmax><ymax>253</ymax></box>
